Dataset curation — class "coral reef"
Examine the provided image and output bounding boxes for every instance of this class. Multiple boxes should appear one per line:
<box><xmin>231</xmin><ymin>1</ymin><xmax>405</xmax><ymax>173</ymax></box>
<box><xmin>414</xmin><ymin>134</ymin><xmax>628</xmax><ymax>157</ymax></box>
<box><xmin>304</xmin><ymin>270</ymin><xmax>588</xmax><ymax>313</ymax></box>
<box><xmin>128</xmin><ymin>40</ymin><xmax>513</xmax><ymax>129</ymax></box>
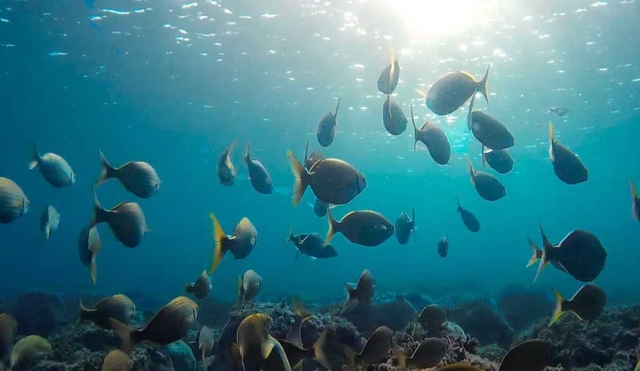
<box><xmin>447</xmin><ymin>298</ymin><xmax>514</xmax><ymax>348</ymax></box>
<box><xmin>496</xmin><ymin>284</ymin><xmax>554</xmax><ymax>331</ymax></box>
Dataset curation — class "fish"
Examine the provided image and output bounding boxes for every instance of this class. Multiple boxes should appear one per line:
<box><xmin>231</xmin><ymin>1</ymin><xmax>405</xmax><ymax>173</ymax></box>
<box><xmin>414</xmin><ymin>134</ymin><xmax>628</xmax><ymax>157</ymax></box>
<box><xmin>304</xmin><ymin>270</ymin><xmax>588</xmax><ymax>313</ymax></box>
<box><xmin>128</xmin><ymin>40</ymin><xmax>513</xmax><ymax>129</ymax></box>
<box><xmin>209</xmin><ymin>212</ymin><xmax>258</xmax><ymax>274</ymax></box>
<box><xmin>29</xmin><ymin>143</ymin><xmax>76</xmax><ymax>188</ymax></box>
<box><xmin>313</xmin><ymin>198</ymin><xmax>330</xmax><ymax>218</ymax></box>
<box><xmin>0</xmin><ymin>313</ymin><xmax>18</xmax><ymax>363</ymax></box>
<box><xmin>457</xmin><ymin>196</ymin><xmax>481</xmax><ymax>232</ymax></box>
<box><xmin>287</xmin><ymin>232</ymin><xmax>338</xmax><ymax>261</ymax></box>
<box><xmin>635</xmin><ymin>359</ymin><xmax>640</xmax><ymax>371</ymax></box>
<box><xmin>78</xmin><ymin>294</ymin><xmax>136</xmax><ymax>329</ymax></box>
<box><xmin>278</xmin><ymin>329</ymin><xmax>330</xmax><ymax>370</ymax></box>
<box><xmin>186</xmin><ymin>270</ymin><xmax>212</xmax><ymax>300</ymax></box>
<box><xmin>285</xmin><ymin>298</ymin><xmax>312</xmax><ymax>348</ymax></box>
<box><xmin>549</xmin><ymin>107</ymin><xmax>569</xmax><ymax>116</ymax></box>
<box><xmin>468</xmin><ymin>158</ymin><xmax>506</xmax><ymax>201</ymax></box>
<box><xmin>417</xmin><ymin>304</ymin><xmax>447</xmax><ymax>332</ymax></box>
<box><xmin>101</xmin><ymin>349</ymin><xmax>133</xmax><ymax>371</ymax></box>
<box><xmin>197</xmin><ymin>326</ymin><xmax>215</xmax><ymax>371</ymax></box>
<box><xmin>548</xmin><ymin>122</ymin><xmax>588</xmax><ymax>185</ymax></box>
<box><xmin>244</xmin><ymin>143</ymin><xmax>274</xmax><ymax>194</ymax></box>
<box><xmin>498</xmin><ymin>339</ymin><xmax>550</xmax><ymax>371</ymax></box>
<box><xmin>235</xmin><ymin>314</ymin><xmax>286</xmax><ymax>370</ymax></box>
<box><xmin>482</xmin><ymin>146</ymin><xmax>514</xmax><ymax>174</ymax></box>
<box><xmin>92</xmin><ymin>190</ymin><xmax>149</xmax><ymax>248</ymax></box>
<box><xmin>410</xmin><ymin>105</ymin><xmax>451</xmax><ymax>165</ymax></box>
<box><xmin>237</xmin><ymin>269</ymin><xmax>262</xmax><ymax>309</ymax></box>
<box><xmin>0</xmin><ymin>177</ymin><xmax>29</xmax><ymax>224</ymax></box>
<box><xmin>40</xmin><ymin>205</ymin><xmax>60</xmax><ymax>239</ymax></box>
<box><xmin>467</xmin><ymin>94</ymin><xmax>514</xmax><ymax>150</ymax></box>
<box><xmin>304</xmin><ymin>140</ymin><xmax>326</xmax><ymax>171</ymax></box>
<box><xmin>377</xmin><ymin>51</ymin><xmax>399</xmax><ymax>94</ymax></box>
<box><xmin>9</xmin><ymin>335</ymin><xmax>52</xmax><ymax>370</ymax></box>
<box><xmin>78</xmin><ymin>225</ymin><xmax>102</xmax><ymax>284</ymax></box>
<box><xmin>382</xmin><ymin>96</ymin><xmax>407</xmax><ymax>135</ymax></box>
<box><xmin>534</xmin><ymin>223</ymin><xmax>607</xmax><ymax>283</ymax></box>
<box><xmin>325</xmin><ymin>208</ymin><xmax>394</xmax><ymax>247</ymax></box>
<box><xmin>109</xmin><ymin>296</ymin><xmax>198</xmax><ymax>353</ymax></box>
<box><xmin>97</xmin><ymin>150</ymin><xmax>161</xmax><ymax>198</ymax></box>
<box><xmin>216</xmin><ymin>316</ymin><xmax>243</xmax><ymax>355</ymax></box>
<box><xmin>344</xmin><ymin>269</ymin><xmax>375</xmax><ymax>306</ymax></box>
<box><xmin>423</xmin><ymin>65</ymin><xmax>490</xmax><ymax>116</ymax></box>
<box><xmin>317</xmin><ymin>98</ymin><xmax>341</xmax><ymax>147</ymax></box>
<box><xmin>395</xmin><ymin>207</ymin><xmax>416</xmax><ymax>244</ymax></box>
<box><xmin>344</xmin><ymin>326</ymin><xmax>393</xmax><ymax>368</ymax></box>
<box><xmin>549</xmin><ymin>284</ymin><xmax>606</xmax><ymax>326</ymax></box>
<box><xmin>438</xmin><ymin>237</ymin><xmax>449</xmax><ymax>257</ymax></box>
<box><xmin>287</xmin><ymin>150</ymin><xmax>366</xmax><ymax>207</ymax></box>
<box><xmin>218</xmin><ymin>140</ymin><xmax>237</xmax><ymax>186</ymax></box>
<box><xmin>394</xmin><ymin>337</ymin><xmax>448</xmax><ymax>370</ymax></box>
<box><xmin>629</xmin><ymin>180</ymin><xmax>640</xmax><ymax>221</ymax></box>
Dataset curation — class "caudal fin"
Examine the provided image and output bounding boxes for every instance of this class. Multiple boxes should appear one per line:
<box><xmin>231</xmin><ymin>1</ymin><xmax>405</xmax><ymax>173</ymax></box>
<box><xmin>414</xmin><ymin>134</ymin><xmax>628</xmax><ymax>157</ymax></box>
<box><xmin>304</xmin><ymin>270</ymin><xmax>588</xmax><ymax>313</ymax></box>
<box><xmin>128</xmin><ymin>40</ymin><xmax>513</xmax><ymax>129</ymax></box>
<box><xmin>91</xmin><ymin>188</ymin><xmax>107</xmax><ymax>226</ymax></box>
<box><xmin>312</xmin><ymin>329</ymin><xmax>331</xmax><ymax>369</ymax></box>
<box><xmin>333</xmin><ymin>96</ymin><xmax>342</xmax><ymax>120</ymax></box>
<box><xmin>549</xmin><ymin>290</ymin><xmax>566</xmax><ymax>327</ymax></box>
<box><xmin>456</xmin><ymin>194</ymin><xmax>462</xmax><ymax>213</ymax></box>
<box><xmin>467</xmin><ymin>93</ymin><xmax>476</xmax><ymax>131</ymax></box>
<box><xmin>393</xmin><ymin>348</ymin><xmax>408</xmax><ymax>371</ymax></box>
<box><xmin>109</xmin><ymin>318</ymin><xmax>136</xmax><ymax>354</ymax></box>
<box><xmin>526</xmin><ymin>236</ymin><xmax>542</xmax><ymax>268</ymax></box>
<box><xmin>477</xmin><ymin>64</ymin><xmax>490</xmax><ymax>106</ymax></box>
<box><xmin>208</xmin><ymin>212</ymin><xmax>228</xmax><ymax>274</ymax></box>
<box><xmin>548</xmin><ymin>121</ymin><xmax>556</xmax><ymax>162</ymax></box>
<box><xmin>78</xmin><ymin>299</ymin><xmax>89</xmax><ymax>324</ymax></box>
<box><xmin>89</xmin><ymin>253</ymin><xmax>98</xmax><ymax>285</ymax></box>
<box><xmin>324</xmin><ymin>208</ymin><xmax>340</xmax><ymax>246</ymax></box>
<box><xmin>286</xmin><ymin>149</ymin><xmax>310</xmax><ymax>207</ymax></box>
<box><xmin>410</xmin><ymin>105</ymin><xmax>419</xmax><ymax>151</ymax></box>
<box><xmin>96</xmin><ymin>150</ymin><xmax>116</xmax><ymax>186</ymax></box>
<box><xmin>28</xmin><ymin>142</ymin><xmax>39</xmax><ymax>170</ymax></box>
<box><xmin>244</xmin><ymin>142</ymin><xmax>251</xmax><ymax>164</ymax></box>
<box><xmin>467</xmin><ymin>157</ymin><xmax>476</xmax><ymax>186</ymax></box>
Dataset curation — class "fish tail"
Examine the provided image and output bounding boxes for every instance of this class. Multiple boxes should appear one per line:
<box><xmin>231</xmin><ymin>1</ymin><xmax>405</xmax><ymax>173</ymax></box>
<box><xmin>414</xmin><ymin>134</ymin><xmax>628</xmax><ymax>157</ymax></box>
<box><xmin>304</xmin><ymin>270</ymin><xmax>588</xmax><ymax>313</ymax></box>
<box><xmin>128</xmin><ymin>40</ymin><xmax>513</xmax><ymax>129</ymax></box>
<box><xmin>236</xmin><ymin>275</ymin><xmax>244</xmax><ymax>310</ymax></box>
<box><xmin>226</xmin><ymin>139</ymin><xmax>237</xmax><ymax>155</ymax></box>
<box><xmin>333</xmin><ymin>96</ymin><xmax>341</xmax><ymax>120</ymax></box>
<box><xmin>467</xmin><ymin>93</ymin><xmax>476</xmax><ymax>131</ymax></box>
<box><xmin>286</xmin><ymin>149</ymin><xmax>310</xmax><ymax>207</ymax></box>
<box><xmin>410</xmin><ymin>104</ymin><xmax>418</xmax><ymax>151</ymax></box>
<box><xmin>28</xmin><ymin>142</ymin><xmax>39</xmax><ymax>170</ymax></box>
<box><xmin>185</xmin><ymin>283</ymin><xmax>193</xmax><ymax>295</ymax></box>
<box><xmin>343</xmin><ymin>280</ymin><xmax>357</xmax><ymax>304</ymax></box>
<box><xmin>481</xmin><ymin>145</ymin><xmax>488</xmax><ymax>169</ymax></box>
<box><xmin>44</xmin><ymin>225</ymin><xmax>51</xmax><ymax>240</ymax></box>
<box><xmin>549</xmin><ymin>289</ymin><xmax>566</xmax><ymax>327</ymax></box>
<box><xmin>96</xmin><ymin>149</ymin><xmax>116</xmax><ymax>186</ymax></box>
<box><xmin>467</xmin><ymin>157</ymin><xmax>476</xmax><ymax>185</ymax></box>
<box><xmin>286</xmin><ymin>228</ymin><xmax>293</xmax><ymax>243</ymax></box>
<box><xmin>478</xmin><ymin>64</ymin><xmax>490</xmax><ymax>106</ymax></box>
<box><xmin>312</xmin><ymin>329</ymin><xmax>331</xmax><ymax>369</ymax></box>
<box><xmin>343</xmin><ymin>345</ymin><xmax>358</xmax><ymax>371</ymax></box>
<box><xmin>108</xmin><ymin>318</ymin><xmax>136</xmax><ymax>354</ymax></box>
<box><xmin>78</xmin><ymin>299</ymin><xmax>89</xmax><ymax>324</ymax></box>
<box><xmin>634</xmin><ymin>360</ymin><xmax>640</xmax><ymax>371</ymax></box>
<box><xmin>392</xmin><ymin>349</ymin><xmax>408</xmax><ymax>371</ymax></box>
<box><xmin>324</xmin><ymin>208</ymin><xmax>339</xmax><ymax>246</ymax></box>
<box><xmin>91</xmin><ymin>188</ymin><xmax>107</xmax><ymax>226</ymax></box>
<box><xmin>243</xmin><ymin>142</ymin><xmax>251</xmax><ymax>164</ymax></box>
<box><xmin>548</xmin><ymin>121</ymin><xmax>556</xmax><ymax>161</ymax></box>
<box><xmin>526</xmin><ymin>236</ymin><xmax>541</xmax><ymax>268</ymax></box>
<box><xmin>533</xmin><ymin>243</ymin><xmax>548</xmax><ymax>284</ymax></box>
<box><xmin>208</xmin><ymin>212</ymin><xmax>228</xmax><ymax>275</ymax></box>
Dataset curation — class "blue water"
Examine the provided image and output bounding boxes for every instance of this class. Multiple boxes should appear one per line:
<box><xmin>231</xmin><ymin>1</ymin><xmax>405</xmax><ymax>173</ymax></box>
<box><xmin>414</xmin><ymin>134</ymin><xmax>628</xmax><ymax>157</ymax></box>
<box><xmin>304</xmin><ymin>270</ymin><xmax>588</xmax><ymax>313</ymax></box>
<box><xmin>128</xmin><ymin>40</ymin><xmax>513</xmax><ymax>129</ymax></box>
<box><xmin>1</xmin><ymin>0</ymin><xmax>639</xmax><ymax>306</ymax></box>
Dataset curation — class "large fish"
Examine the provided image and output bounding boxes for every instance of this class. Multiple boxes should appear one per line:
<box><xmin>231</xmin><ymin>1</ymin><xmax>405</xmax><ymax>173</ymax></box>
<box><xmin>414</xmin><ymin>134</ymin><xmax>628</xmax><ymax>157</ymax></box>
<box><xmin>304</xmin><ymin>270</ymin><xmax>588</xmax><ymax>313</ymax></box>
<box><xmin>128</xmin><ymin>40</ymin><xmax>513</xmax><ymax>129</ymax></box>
<box><xmin>0</xmin><ymin>177</ymin><xmax>29</xmax><ymax>224</ymax></box>
<box><xmin>244</xmin><ymin>143</ymin><xmax>273</xmax><ymax>194</ymax></box>
<box><xmin>97</xmin><ymin>150</ymin><xmax>161</xmax><ymax>199</ymax></box>
<box><xmin>482</xmin><ymin>146</ymin><xmax>514</xmax><ymax>174</ymax></box>
<box><xmin>0</xmin><ymin>314</ymin><xmax>18</xmax><ymax>363</ymax></box>
<box><xmin>197</xmin><ymin>326</ymin><xmax>215</xmax><ymax>371</ymax></box>
<box><xmin>467</xmin><ymin>94</ymin><xmax>514</xmax><ymax>150</ymax></box>
<box><xmin>423</xmin><ymin>65</ymin><xmax>490</xmax><ymax>116</ymax></box>
<box><xmin>382</xmin><ymin>96</ymin><xmax>407</xmax><ymax>135</ymax></box>
<box><xmin>317</xmin><ymin>98</ymin><xmax>341</xmax><ymax>147</ymax></box>
<box><xmin>29</xmin><ymin>143</ymin><xmax>76</xmax><ymax>188</ymax></box>
<box><xmin>92</xmin><ymin>190</ymin><xmax>149</xmax><ymax>248</ymax></box>
<box><xmin>9</xmin><ymin>335</ymin><xmax>52</xmax><ymax>371</ymax></box>
<box><xmin>79</xmin><ymin>294</ymin><xmax>136</xmax><ymax>329</ymax></box>
<box><xmin>549</xmin><ymin>284</ymin><xmax>606</xmax><ymax>326</ymax></box>
<box><xmin>468</xmin><ymin>158</ymin><xmax>506</xmax><ymax>201</ymax></box>
<box><xmin>344</xmin><ymin>269</ymin><xmax>375</xmax><ymax>306</ymax></box>
<box><xmin>377</xmin><ymin>51</ymin><xmax>399</xmax><ymax>94</ymax></box>
<box><xmin>277</xmin><ymin>329</ymin><xmax>330</xmax><ymax>370</ymax></box>
<box><xmin>235</xmin><ymin>314</ymin><xmax>290</xmax><ymax>371</ymax></box>
<box><xmin>548</xmin><ymin>122</ymin><xmax>588</xmax><ymax>185</ymax></box>
<box><xmin>209</xmin><ymin>213</ymin><xmax>258</xmax><ymax>274</ymax></box>
<box><xmin>325</xmin><ymin>209</ymin><xmax>394</xmax><ymax>247</ymax></box>
<box><xmin>410</xmin><ymin>105</ymin><xmax>451</xmax><ymax>165</ymax></box>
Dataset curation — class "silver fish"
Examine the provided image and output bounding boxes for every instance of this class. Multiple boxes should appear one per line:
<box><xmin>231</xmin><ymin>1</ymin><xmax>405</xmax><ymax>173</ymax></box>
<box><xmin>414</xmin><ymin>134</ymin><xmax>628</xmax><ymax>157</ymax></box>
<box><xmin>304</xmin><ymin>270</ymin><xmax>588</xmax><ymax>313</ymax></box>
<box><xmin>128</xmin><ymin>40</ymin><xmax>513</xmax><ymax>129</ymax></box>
<box><xmin>29</xmin><ymin>144</ymin><xmax>76</xmax><ymax>188</ymax></box>
<box><xmin>40</xmin><ymin>205</ymin><xmax>61</xmax><ymax>239</ymax></box>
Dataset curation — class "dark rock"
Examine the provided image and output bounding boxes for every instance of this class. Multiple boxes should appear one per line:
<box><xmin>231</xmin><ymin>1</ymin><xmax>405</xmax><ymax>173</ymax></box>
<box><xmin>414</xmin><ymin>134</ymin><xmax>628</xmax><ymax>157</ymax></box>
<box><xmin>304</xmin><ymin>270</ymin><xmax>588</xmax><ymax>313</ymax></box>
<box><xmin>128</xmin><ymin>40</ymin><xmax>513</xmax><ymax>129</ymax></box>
<box><xmin>447</xmin><ymin>298</ymin><xmax>514</xmax><ymax>348</ymax></box>
<box><xmin>497</xmin><ymin>284</ymin><xmax>554</xmax><ymax>331</ymax></box>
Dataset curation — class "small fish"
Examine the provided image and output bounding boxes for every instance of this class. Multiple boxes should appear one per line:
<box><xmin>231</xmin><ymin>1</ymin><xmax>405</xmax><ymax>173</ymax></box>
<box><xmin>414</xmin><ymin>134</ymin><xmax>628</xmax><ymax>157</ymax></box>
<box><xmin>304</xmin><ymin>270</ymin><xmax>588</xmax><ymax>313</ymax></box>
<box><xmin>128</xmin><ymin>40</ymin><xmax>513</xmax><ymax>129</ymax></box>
<box><xmin>287</xmin><ymin>150</ymin><xmax>366</xmax><ymax>207</ymax></box>
<box><xmin>549</xmin><ymin>107</ymin><xmax>569</xmax><ymax>116</ymax></box>
<box><xmin>97</xmin><ymin>150</ymin><xmax>161</xmax><ymax>199</ymax></box>
<box><xmin>78</xmin><ymin>225</ymin><xmax>102</xmax><ymax>284</ymax></box>
<box><xmin>422</xmin><ymin>65</ymin><xmax>490</xmax><ymax>116</ymax></box>
<box><xmin>217</xmin><ymin>140</ymin><xmax>237</xmax><ymax>186</ymax></box>
<box><xmin>498</xmin><ymin>339</ymin><xmax>550</xmax><ymax>371</ymax></box>
<box><xmin>377</xmin><ymin>51</ymin><xmax>399</xmax><ymax>94</ymax></box>
<box><xmin>410</xmin><ymin>105</ymin><xmax>451</xmax><ymax>165</ymax></box>
<box><xmin>278</xmin><ymin>329</ymin><xmax>330</xmax><ymax>370</ymax></box>
<box><xmin>235</xmin><ymin>314</ymin><xmax>285</xmax><ymax>370</ymax></box>
<box><xmin>317</xmin><ymin>98</ymin><xmax>341</xmax><ymax>147</ymax></box>
<box><xmin>467</xmin><ymin>94</ymin><xmax>514</xmax><ymax>150</ymax></box>
<box><xmin>209</xmin><ymin>213</ymin><xmax>258</xmax><ymax>274</ymax></box>
<box><xmin>79</xmin><ymin>294</ymin><xmax>136</xmax><ymax>329</ymax></box>
<box><xmin>534</xmin><ymin>223</ymin><xmax>607</xmax><ymax>283</ymax></box>
<box><xmin>197</xmin><ymin>326</ymin><xmax>215</xmax><ymax>371</ymax></box>
<box><xmin>287</xmin><ymin>232</ymin><xmax>338</xmax><ymax>261</ymax></box>
<box><xmin>0</xmin><ymin>177</ymin><xmax>29</xmax><ymax>224</ymax></box>
<box><xmin>40</xmin><ymin>205</ymin><xmax>60</xmax><ymax>239</ymax></box>
<box><xmin>417</xmin><ymin>304</ymin><xmax>447</xmax><ymax>332</ymax></box>
<box><xmin>549</xmin><ymin>284</ymin><xmax>606</xmax><ymax>327</ymax></box>
<box><xmin>244</xmin><ymin>143</ymin><xmax>273</xmax><ymax>194</ymax></box>
<box><xmin>468</xmin><ymin>158</ymin><xmax>506</xmax><ymax>201</ymax></box>
<box><xmin>92</xmin><ymin>190</ymin><xmax>149</xmax><ymax>248</ymax></box>
<box><xmin>629</xmin><ymin>180</ymin><xmax>640</xmax><ymax>221</ymax></box>
<box><xmin>394</xmin><ymin>337</ymin><xmax>447</xmax><ymax>370</ymax></box>
<box><xmin>383</xmin><ymin>96</ymin><xmax>407</xmax><ymax>135</ymax></box>
<box><xmin>0</xmin><ymin>313</ymin><xmax>18</xmax><ymax>362</ymax></box>
<box><xmin>101</xmin><ymin>349</ymin><xmax>133</xmax><ymax>371</ymax></box>
<box><xmin>344</xmin><ymin>326</ymin><xmax>393</xmax><ymax>368</ymax></box>
<box><xmin>29</xmin><ymin>143</ymin><xmax>76</xmax><ymax>188</ymax></box>
<box><xmin>438</xmin><ymin>237</ymin><xmax>449</xmax><ymax>257</ymax></box>
<box><xmin>313</xmin><ymin>198</ymin><xmax>330</xmax><ymax>218</ymax></box>
<box><xmin>457</xmin><ymin>196</ymin><xmax>480</xmax><ymax>232</ymax></box>
<box><xmin>395</xmin><ymin>207</ymin><xmax>416</xmax><ymax>244</ymax></box>
<box><xmin>9</xmin><ymin>335</ymin><xmax>52</xmax><ymax>371</ymax></box>
<box><xmin>186</xmin><ymin>270</ymin><xmax>212</xmax><ymax>300</ymax></box>
<box><xmin>482</xmin><ymin>146</ymin><xmax>514</xmax><ymax>174</ymax></box>
<box><xmin>304</xmin><ymin>140</ymin><xmax>326</xmax><ymax>171</ymax></box>
<box><xmin>109</xmin><ymin>296</ymin><xmax>198</xmax><ymax>353</ymax></box>
<box><xmin>325</xmin><ymin>208</ymin><xmax>394</xmax><ymax>247</ymax></box>
<box><xmin>237</xmin><ymin>269</ymin><xmax>262</xmax><ymax>309</ymax></box>
<box><xmin>548</xmin><ymin>122</ymin><xmax>588</xmax><ymax>185</ymax></box>
<box><xmin>344</xmin><ymin>269</ymin><xmax>375</xmax><ymax>306</ymax></box>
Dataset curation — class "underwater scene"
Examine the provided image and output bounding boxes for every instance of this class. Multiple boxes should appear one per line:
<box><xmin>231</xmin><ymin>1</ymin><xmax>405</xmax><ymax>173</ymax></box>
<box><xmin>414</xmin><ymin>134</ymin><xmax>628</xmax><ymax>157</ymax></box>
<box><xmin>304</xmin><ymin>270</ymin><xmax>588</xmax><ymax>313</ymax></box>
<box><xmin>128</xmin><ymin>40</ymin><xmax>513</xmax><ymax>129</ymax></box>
<box><xmin>1</xmin><ymin>0</ymin><xmax>640</xmax><ymax>370</ymax></box>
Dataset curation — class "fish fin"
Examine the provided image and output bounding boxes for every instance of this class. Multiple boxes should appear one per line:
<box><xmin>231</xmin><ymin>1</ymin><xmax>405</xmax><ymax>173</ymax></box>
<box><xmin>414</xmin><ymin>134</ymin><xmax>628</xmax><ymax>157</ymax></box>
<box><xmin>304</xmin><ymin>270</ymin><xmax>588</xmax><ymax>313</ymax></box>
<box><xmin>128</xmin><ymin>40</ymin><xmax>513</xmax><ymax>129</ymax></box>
<box><xmin>226</xmin><ymin>139</ymin><xmax>237</xmax><ymax>155</ymax></box>
<box><xmin>467</xmin><ymin>93</ymin><xmax>476</xmax><ymax>131</ymax></box>
<box><xmin>286</xmin><ymin>228</ymin><xmax>293</xmax><ymax>243</ymax></box>
<box><xmin>89</xmin><ymin>253</ymin><xmax>98</xmax><ymax>285</ymax></box>
<box><xmin>185</xmin><ymin>283</ymin><xmax>193</xmax><ymax>295</ymax></box>
<box><xmin>208</xmin><ymin>212</ymin><xmax>227</xmax><ymax>274</ymax></box>
<box><xmin>456</xmin><ymin>194</ymin><xmax>462</xmax><ymax>213</ymax></box>
<box><xmin>386</xmin><ymin>94</ymin><xmax>393</xmax><ymax>119</ymax></box>
<box><xmin>201</xmin><ymin>349</ymin><xmax>208</xmax><ymax>371</ymax></box>
<box><xmin>533</xmin><ymin>244</ymin><xmax>548</xmax><ymax>284</ymax></box>
<box><xmin>333</xmin><ymin>96</ymin><xmax>341</xmax><ymax>120</ymax></box>
<box><xmin>244</xmin><ymin>142</ymin><xmax>251</xmax><ymax>163</ymax></box>
<box><xmin>481</xmin><ymin>145</ymin><xmax>488</xmax><ymax>169</ymax></box>
<box><xmin>324</xmin><ymin>208</ymin><xmax>339</xmax><ymax>246</ymax></box>
<box><xmin>410</xmin><ymin>104</ymin><xmax>418</xmax><ymax>151</ymax></box>
<box><xmin>312</xmin><ymin>329</ymin><xmax>331</xmax><ymax>369</ymax></box>
<box><xmin>29</xmin><ymin>142</ymin><xmax>39</xmax><ymax>170</ymax></box>
<box><xmin>411</xmin><ymin>207</ymin><xmax>417</xmax><ymax>242</ymax></box>
<box><xmin>304</xmin><ymin>140</ymin><xmax>310</xmax><ymax>163</ymax></box>
<box><xmin>96</xmin><ymin>149</ymin><xmax>116</xmax><ymax>186</ymax></box>
<box><xmin>414</xmin><ymin>89</ymin><xmax>427</xmax><ymax>98</ymax></box>
<box><xmin>343</xmin><ymin>281</ymin><xmax>356</xmax><ymax>304</ymax></box>
<box><xmin>548</xmin><ymin>121</ymin><xmax>555</xmax><ymax>162</ymax></box>
<box><xmin>286</xmin><ymin>149</ymin><xmax>310</xmax><ymax>207</ymax></box>
<box><xmin>91</xmin><ymin>188</ymin><xmax>106</xmax><ymax>226</ymax></box>
<box><xmin>236</xmin><ymin>276</ymin><xmax>244</xmax><ymax>310</ymax></box>
<box><xmin>45</xmin><ymin>226</ymin><xmax>51</xmax><ymax>240</ymax></box>
<box><xmin>343</xmin><ymin>345</ymin><xmax>358</xmax><ymax>371</ymax></box>
<box><xmin>78</xmin><ymin>299</ymin><xmax>89</xmax><ymax>324</ymax></box>
<box><xmin>478</xmin><ymin>64</ymin><xmax>490</xmax><ymax>106</ymax></box>
<box><xmin>393</xmin><ymin>348</ymin><xmax>408</xmax><ymax>371</ymax></box>
<box><xmin>526</xmin><ymin>236</ymin><xmax>541</xmax><ymax>268</ymax></box>
<box><xmin>389</xmin><ymin>49</ymin><xmax>397</xmax><ymax>95</ymax></box>
<box><xmin>549</xmin><ymin>289</ymin><xmax>566</xmax><ymax>327</ymax></box>
<box><xmin>261</xmin><ymin>337</ymin><xmax>276</xmax><ymax>360</ymax></box>
<box><xmin>108</xmin><ymin>318</ymin><xmax>136</xmax><ymax>354</ymax></box>
<box><xmin>467</xmin><ymin>157</ymin><xmax>476</xmax><ymax>185</ymax></box>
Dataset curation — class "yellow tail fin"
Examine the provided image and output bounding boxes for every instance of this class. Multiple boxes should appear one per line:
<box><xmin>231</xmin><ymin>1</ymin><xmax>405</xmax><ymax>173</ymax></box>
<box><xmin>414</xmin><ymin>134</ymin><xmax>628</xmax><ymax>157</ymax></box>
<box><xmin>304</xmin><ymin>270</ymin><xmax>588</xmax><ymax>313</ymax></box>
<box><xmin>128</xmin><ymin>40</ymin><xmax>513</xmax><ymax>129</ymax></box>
<box><xmin>478</xmin><ymin>64</ymin><xmax>490</xmax><ymax>106</ymax></box>
<box><xmin>526</xmin><ymin>236</ymin><xmax>541</xmax><ymax>268</ymax></box>
<box><xmin>313</xmin><ymin>329</ymin><xmax>331</xmax><ymax>370</ymax></box>
<box><xmin>96</xmin><ymin>149</ymin><xmax>115</xmax><ymax>186</ymax></box>
<box><xmin>324</xmin><ymin>208</ymin><xmax>339</xmax><ymax>246</ymax></box>
<box><xmin>549</xmin><ymin>290</ymin><xmax>566</xmax><ymax>327</ymax></box>
<box><xmin>286</xmin><ymin>149</ymin><xmax>309</xmax><ymax>207</ymax></box>
<box><xmin>208</xmin><ymin>212</ymin><xmax>227</xmax><ymax>274</ymax></box>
